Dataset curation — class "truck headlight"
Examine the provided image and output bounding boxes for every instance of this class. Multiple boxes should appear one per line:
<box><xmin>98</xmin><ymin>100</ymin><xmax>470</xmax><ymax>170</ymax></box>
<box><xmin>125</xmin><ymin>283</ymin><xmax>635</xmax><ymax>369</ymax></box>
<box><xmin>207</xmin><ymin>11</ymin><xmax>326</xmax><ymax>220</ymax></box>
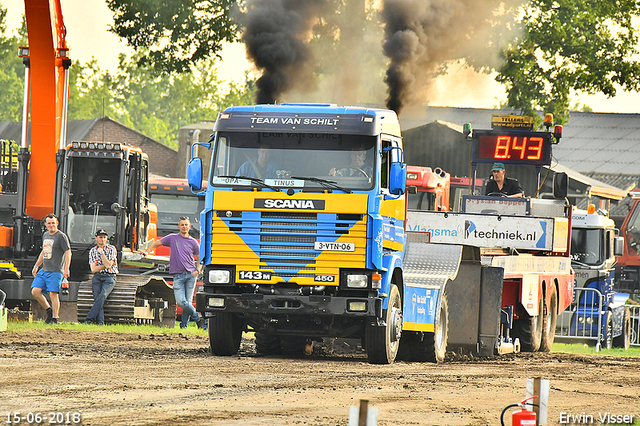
<box><xmin>209</xmin><ymin>270</ymin><xmax>230</xmax><ymax>284</ymax></box>
<box><xmin>347</xmin><ymin>274</ymin><xmax>368</xmax><ymax>288</ymax></box>
<box><xmin>208</xmin><ymin>297</ymin><xmax>225</xmax><ymax>308</ymax></box>
<box><xmin>348</xmin><ymin>301</ymin><xmax>367</xmax><ymax>312</ymax></box>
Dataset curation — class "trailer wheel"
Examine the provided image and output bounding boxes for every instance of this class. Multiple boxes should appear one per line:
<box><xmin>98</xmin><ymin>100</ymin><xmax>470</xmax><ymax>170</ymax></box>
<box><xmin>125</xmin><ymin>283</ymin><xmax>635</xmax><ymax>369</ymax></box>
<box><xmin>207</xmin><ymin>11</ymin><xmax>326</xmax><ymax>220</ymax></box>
<box><xmin>613</xmin><ymin>307</ymin><xmax>631</xmax><ymax>350</ymax></box>
<box><xmin>365</xmin><ymin>284</ymin><xmax>402</xmax><ymax>364</ymax></box>
<box><xmin>539</xmin><ymin>285</ymin><xmax>558</xmax><ymax>352</ymax></box>
<box><xmin>603</xmin><ymin>311</ymin><xmax>613</xmax><ymax>350</ymax></box>
<box><xmin>411</xmin><ymin>295</ymin><xmax>449</xmax><ymax>363</ymax></box>
<box><xmin>208</xmin><ymin>313</ymin><xmax>244</xmax><ymax>356</ymax></box>
<box><xmin>255</xmin><ymin>332</ymin><xmax>282</xmax><ymax>355</ymax></box>
<box><xmin>513</xmin><ymin>294</ymin><xmax>543</xmax><ymax>352</ymax></box>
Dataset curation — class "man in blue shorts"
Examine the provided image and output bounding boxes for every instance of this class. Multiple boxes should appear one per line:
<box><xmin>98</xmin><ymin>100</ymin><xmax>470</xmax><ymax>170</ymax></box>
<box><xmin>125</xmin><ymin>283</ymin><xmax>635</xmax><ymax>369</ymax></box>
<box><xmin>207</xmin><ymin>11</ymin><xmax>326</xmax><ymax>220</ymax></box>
<box><xmin>31</xmin><ymin>213</ymin><xmax>72</xmax><ymax>324</ymax></box>
<box><xmin>145</xmin><ymin>217</ymin><xmax>205</xmax><ymax>329</ymax></box>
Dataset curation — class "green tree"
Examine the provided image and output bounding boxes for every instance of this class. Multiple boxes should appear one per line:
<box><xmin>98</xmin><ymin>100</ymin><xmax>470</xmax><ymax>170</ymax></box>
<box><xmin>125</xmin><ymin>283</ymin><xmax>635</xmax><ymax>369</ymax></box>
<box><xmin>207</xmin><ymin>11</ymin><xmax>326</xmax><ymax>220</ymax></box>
<box><xmin>107</xmin><ymin>51</ymin><xmax>255</xmax><ymax>148</ymax></box>
<box><xmin>494</xmin><ymin>0</ymin><xmax>640</xmax><ymax>125</ymax></box>
<box><xmin>67</xmin><ymin>60</ymin><xmax>118</xmax><ymax>120</ymax></box>
<box><xmin>0</xmin><ymin>7</ymin><xmax>27</xmax><ymax>122</ymax></box>
<box><xmin>106</xmin><ymin>0</ymin><xmax>239</xmax><ymax>73</ymax></box>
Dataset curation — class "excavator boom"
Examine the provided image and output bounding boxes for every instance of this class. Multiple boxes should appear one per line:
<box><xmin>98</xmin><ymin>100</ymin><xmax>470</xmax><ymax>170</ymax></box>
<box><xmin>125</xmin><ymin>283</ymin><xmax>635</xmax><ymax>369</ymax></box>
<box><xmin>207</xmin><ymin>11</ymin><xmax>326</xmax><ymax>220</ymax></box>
<box><xmin>23</xmin><ymin>0</ymin><xmax>69</xmax><ymax>220</ymax></box>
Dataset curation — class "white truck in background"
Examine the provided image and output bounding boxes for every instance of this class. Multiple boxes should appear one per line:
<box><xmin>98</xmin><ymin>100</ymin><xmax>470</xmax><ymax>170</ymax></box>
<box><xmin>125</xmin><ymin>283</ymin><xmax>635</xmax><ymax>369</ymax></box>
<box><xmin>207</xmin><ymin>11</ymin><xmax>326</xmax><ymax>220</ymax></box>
<box><xmin>556</xmin><ymin>207</ymin><xmax>632</xmax><ymax>349</ymax></box>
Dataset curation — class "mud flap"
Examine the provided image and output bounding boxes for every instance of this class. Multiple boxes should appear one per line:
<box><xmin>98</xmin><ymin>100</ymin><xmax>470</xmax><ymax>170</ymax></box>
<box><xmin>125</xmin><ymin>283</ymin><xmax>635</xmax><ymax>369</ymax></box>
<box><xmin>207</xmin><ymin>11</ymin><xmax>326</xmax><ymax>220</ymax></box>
<box><xmin>402</xmin><ymin>239</ymin><xmax>464</xmax><ymax>334</ymax></box>
<box><xmin>446</xmin><ymin>252</ymin><xmax>504</xmax><ymax>356</ymax></box>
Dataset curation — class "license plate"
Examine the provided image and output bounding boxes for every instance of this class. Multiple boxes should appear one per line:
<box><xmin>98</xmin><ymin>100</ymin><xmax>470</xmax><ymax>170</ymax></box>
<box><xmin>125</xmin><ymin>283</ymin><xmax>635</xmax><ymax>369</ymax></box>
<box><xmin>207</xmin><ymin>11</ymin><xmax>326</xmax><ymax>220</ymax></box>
<box><xmin>314</xmin><ymin>242</ymin><xmax>355</xmax><ymax>252</ymax></box>
<box><xmin>238</xmin><ymin>271</ymin><xmax>272</xmax><ymax>280</ymax></box>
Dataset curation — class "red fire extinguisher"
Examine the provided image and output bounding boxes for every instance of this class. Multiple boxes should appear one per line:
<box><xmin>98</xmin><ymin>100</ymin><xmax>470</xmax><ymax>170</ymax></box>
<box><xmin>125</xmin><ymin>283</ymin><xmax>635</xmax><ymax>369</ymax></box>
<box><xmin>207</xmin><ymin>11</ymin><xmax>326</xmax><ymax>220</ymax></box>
<box><xmin>500</xmin><ymin>396</ymin><xmax>538</xmax><ymax>426</ymax></box>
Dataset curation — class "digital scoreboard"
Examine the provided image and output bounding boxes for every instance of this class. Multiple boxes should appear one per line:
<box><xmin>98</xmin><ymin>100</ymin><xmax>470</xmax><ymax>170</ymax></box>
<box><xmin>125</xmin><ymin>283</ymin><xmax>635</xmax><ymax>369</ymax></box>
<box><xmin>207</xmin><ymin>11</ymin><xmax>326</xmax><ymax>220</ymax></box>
<box><xmin>470</xmin><ymin>115</ymin><xmax>554</xmax><ymax>166</ymax></box>
<box><xmin>473</xmin><ymin>130</ymin><xmax>552</xmax><ymax>166</ymax></box>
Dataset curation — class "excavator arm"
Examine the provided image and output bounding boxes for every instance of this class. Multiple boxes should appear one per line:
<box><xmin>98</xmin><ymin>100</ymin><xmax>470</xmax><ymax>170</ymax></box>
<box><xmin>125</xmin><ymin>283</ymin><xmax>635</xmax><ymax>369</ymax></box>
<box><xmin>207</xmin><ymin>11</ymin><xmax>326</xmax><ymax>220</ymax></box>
<box><xmin>23</xmin><ymin>0</ymin><xmax>70</xmax><ymax>220</ymax></box>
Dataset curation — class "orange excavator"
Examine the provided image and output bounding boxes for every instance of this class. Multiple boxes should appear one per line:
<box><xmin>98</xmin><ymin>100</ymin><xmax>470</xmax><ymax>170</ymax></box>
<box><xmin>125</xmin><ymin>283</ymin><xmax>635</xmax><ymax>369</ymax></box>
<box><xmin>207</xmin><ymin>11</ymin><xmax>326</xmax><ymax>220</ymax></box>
<box><xmin>0</xmin><ymin>0</ymin><xmax>175</xmax><ymax>326</ymax></box>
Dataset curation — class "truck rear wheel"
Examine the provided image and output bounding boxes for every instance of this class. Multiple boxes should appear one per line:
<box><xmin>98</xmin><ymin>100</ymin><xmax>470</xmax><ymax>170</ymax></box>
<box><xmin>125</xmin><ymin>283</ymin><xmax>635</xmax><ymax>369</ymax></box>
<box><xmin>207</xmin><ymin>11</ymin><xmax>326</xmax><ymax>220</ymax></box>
<box><xmin>613</xmin><ymin>307</ymin><xmax>631</xmax><ymax>350</ymax></box>
<box><xmin>208</xmin><ymin>313</ymin><xmax>244</xmax><ymax>356</ymax></box>
<box><xmin>539</xmin><ymin>285</ymin><xmax>558</xmax><ymax>352</ymax></box>
<box><xmin>513</xmin><ymin>294</ymin><xmax>543</xmax><ymax>352</ymax></box>
<box><xmin>255</xmin><ymin>332</ymin><xmax>282</xmax><ymax>355</ymax></box>
<box><xmin>281</xmin><ymin>336</ymin><xmax>308</xmax><ymax>357</ymax></box>
<box><xmin>411</xmin><ymin>295</ymin><xmax>448</xmax><ymax>363</ymax></box>
<box><xmin>365</xmin><ymin>284</ymin><xmax>402</xmax><ymax>364</ymax></box>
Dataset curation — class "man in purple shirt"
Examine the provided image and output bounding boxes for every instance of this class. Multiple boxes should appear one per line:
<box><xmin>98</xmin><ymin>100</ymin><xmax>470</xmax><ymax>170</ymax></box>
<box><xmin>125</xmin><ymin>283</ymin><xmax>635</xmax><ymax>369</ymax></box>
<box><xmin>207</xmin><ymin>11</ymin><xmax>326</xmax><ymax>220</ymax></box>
<box><xmin>146</xmin><ymin>217</ymin><xmax>205</xmax><ymax>329</ymax></box>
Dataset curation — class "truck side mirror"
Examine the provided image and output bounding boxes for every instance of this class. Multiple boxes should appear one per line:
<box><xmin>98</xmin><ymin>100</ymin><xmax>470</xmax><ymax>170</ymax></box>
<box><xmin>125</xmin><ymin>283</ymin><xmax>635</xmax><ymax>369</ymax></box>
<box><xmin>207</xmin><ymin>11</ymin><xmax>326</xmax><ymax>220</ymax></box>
<box><xmin>389</xmin><ymin>162</ymin><xmax>406</xmax><ymax>195</ymax></box>
<box><xmin>188</xmin><ymin>158</ymin><xmax>203</xmax><ymax>191</ymax></box>
<box><xmin>614</xmin><ymin>236</ymin><xmax>624</xmax><ymax>257</ymax></box>
<box><xmin>553</xmin><ymin>172</ymin><xmax>568</xmax><ymax>199</ymax></box>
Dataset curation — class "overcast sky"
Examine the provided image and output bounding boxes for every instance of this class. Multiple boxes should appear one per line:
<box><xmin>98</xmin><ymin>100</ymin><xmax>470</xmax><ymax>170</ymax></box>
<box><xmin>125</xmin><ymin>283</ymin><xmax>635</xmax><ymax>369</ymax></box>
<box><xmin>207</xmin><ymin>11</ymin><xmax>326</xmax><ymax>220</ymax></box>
<box><xmin>3</xmin><ymin>0</ymin><xmax>640</xmax><ymax>114</ymax></box>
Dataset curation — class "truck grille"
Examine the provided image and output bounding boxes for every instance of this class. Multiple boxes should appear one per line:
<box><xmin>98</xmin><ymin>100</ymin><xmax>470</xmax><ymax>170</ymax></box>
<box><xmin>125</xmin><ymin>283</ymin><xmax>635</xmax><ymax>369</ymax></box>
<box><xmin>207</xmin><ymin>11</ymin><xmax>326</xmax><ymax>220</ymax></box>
<box><xmin>212</xmin><ymin>211</ymin><xmax>366</xmax><ymax>282</ymax></box>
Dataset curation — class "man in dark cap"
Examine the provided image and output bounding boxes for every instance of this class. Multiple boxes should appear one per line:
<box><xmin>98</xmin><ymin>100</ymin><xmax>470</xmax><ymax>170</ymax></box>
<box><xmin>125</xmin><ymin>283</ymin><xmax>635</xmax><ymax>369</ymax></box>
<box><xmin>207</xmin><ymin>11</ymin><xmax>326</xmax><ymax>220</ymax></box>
<box><xmin>485</xmin><ymin>162</ymin><xmax>524</xmax><ymax>198</ymax></box>
<box><xmin>84</xmin><ymin>229</ymin><xmax>118</xmax><ymax>325</ymax></box>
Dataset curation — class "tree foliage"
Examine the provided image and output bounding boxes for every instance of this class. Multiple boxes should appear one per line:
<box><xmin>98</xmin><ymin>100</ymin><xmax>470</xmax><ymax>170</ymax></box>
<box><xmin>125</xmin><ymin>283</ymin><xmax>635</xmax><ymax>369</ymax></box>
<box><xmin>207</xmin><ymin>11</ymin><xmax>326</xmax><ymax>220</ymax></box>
<box><xmin>495</xmin><ymin>0</ymin><xmax>640</xmax><ymax>125</ymax></box>
<box><xmin>67</xmin><ymin>52</ymin><xmax>256</xmax><ymax>149</ymax></box>
<box><xmin>0</xmin><ymin>7</ymin><xmax>27</xmax><ymax>122</ymax></box>
<box><xmin>106</xmin><ymin>0</ymin><xmax>239</xmax><ymax>73</ymax></box>
<box><xmin>0</xmin><ymin>4</ymin><xmax>255</xmax><ymax>149</ymax></box>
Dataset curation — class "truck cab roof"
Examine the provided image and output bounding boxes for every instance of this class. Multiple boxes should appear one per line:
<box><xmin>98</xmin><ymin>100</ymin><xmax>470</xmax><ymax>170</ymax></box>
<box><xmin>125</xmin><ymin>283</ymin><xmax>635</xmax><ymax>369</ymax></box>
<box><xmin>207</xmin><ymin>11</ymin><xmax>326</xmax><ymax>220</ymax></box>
<box><xmin>216</xmin><ymin>104</ymin><xmax>401</xmax><ymax>138</ymax></box>
<box><xmin>572</xmin><ymin>209</ymin><xmax>615</xmax><ymax>229</ymax></box>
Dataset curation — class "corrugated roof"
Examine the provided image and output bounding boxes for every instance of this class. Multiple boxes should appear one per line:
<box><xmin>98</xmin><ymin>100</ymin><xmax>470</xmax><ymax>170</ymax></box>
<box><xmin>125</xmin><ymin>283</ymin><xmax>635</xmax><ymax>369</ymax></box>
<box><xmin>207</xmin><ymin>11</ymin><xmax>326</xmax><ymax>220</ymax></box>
<box><xmin>542</xmin><ymin>164</ymin><xmax>629</xmax><ymax>201</ymax></box>
<box><xmin>0</xmin><ymin>118</ymin><xmax>176</xmax><ymax>151</ymax></box>
<box><xmin>0</xmin><ymin>118</ymin><xmax>102</xmax><ymax>144</ymax></box>
<box><xmin>581</xmin><ymin>172</ymin><xmax>638</xmax><ymax>192</ymax></box>
<box><xmin>0</xmin><ymin>122</ymin><xmax>22</xmax><ymax>142</ymax></box>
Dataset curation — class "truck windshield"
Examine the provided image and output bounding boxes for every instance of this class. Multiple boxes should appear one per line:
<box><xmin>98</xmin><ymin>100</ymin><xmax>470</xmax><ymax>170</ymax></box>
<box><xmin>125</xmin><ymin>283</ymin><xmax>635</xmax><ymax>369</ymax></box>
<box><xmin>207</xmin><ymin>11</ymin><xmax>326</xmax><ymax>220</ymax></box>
<box><xmin>151</xmin><ymin>194</ymin><xmax>203</xmax><ymax>238</ymax></box>
<box><xmin>571</xmin><ymin>228</ymin><xmax>605</xmax><ymax>266</ymax></box>
<box><xmin>211</xmin><ymin>132</ymin><xmax>377</xmax><ymax>191</ymax></box>
<box><xmin>407</xmin><ymin>191</ymin><xmax>436</xmax><ymax>211</ymax></box>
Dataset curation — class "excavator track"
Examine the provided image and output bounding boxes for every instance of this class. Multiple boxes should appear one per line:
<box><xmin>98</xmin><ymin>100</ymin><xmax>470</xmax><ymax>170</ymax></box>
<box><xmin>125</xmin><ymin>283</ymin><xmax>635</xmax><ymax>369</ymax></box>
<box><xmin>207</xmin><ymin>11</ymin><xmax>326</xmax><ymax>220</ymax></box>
<box><xmin>77</xmin><ymin>274</ymin><xmax>176</xmax><ymax>327</ymax></box>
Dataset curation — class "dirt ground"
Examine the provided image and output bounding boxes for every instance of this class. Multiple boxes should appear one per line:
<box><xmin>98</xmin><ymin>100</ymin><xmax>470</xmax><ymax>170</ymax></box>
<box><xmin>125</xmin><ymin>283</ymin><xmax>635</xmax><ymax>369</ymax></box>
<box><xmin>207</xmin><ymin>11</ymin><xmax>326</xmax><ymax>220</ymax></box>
<box><xmin>1</xmin><ymin>328</ymin><xmax>639</xmax><ymax>426</ymax></box>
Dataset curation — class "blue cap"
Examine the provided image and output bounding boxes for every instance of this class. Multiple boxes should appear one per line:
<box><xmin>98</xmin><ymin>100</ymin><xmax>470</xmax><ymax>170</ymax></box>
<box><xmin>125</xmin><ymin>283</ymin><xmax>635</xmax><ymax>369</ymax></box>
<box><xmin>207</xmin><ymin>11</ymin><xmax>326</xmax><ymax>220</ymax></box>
<box><xmin>491</xmin><ymin>162</ymin><xmax>505</xmax><ymax>171</ymax></box>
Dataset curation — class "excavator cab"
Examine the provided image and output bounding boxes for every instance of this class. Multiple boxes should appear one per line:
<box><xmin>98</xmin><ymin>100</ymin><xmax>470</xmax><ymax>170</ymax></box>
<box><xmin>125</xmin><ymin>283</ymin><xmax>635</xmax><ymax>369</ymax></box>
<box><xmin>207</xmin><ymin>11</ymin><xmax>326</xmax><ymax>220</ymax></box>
<box><xmin>67</xmin><ymin>157</ymin><xmax>121</xmax><ymax>243</ymax></box>
<box><xmin>56</xmin><ymin>141</ymin><xmax>153</xmax><ymax>279</ymax></box>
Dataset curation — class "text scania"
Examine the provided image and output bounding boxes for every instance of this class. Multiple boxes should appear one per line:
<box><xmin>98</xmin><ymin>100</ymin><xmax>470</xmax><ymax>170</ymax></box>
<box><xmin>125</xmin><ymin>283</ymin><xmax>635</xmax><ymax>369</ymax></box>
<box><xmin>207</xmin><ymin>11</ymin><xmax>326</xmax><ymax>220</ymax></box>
<box><xmin>250</xmin><ymin>117</ymin><xmax>339</xmax><ymax>126</ymax></box>
<box><xmin>469</xmin><ymin>228</ymin><xmax>536</xmax><ymax>241</ymax></box>
<box><xmin>255</xmin><ymin>199</ymin><xmax>326</xmax><ymax>210</ymax></box>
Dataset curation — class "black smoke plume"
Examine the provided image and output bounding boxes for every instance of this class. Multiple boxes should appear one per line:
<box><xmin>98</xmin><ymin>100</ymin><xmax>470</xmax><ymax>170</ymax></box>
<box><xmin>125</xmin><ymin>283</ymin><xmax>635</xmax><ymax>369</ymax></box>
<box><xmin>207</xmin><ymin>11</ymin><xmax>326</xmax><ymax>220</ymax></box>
<box><xmin>381</xmin><ymin>0</ymin><xmax>507</xmax><ymax>114</ymax></box>
<box><xmin>242</xmin><ymin>0</ymin><xmax>328</xmax><ymax>104</ymax></box>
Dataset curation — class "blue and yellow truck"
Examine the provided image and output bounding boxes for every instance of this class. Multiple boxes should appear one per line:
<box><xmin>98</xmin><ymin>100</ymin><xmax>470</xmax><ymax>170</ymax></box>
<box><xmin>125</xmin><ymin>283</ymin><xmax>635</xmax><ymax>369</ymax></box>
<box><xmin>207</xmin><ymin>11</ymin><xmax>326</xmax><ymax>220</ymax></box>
<box><xmin>188</xmin><ymin>104</ymin><xmax>515</xmax><ymax>363</ymax></box>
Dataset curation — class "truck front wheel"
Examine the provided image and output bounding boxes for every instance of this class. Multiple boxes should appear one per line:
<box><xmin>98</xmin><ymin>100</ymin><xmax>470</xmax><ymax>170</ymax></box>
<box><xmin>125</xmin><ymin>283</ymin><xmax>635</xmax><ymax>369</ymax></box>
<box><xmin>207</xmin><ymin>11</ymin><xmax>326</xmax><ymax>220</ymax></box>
<box><xmin>513</xmin><ymin>295</ymin><xmax>543</xmax><ymax>352</ymax></box>
<box><xmin>208</xmin><ymin>313</ymin><xmax>244</xmax><ymax>356</ymax></box>
<box><xmin>365</xmin><ymin>284</ymin><xmax>402</xmax><ymax>364</ymax></box>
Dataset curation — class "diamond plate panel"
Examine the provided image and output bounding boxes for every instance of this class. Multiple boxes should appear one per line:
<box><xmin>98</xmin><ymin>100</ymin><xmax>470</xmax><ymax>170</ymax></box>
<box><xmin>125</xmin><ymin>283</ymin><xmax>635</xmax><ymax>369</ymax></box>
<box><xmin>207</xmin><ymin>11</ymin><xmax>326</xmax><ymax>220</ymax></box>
<box><xmin>403</xmin><ymin>240</ymin><xmax>463</xmax><ymax>288</ymax></box>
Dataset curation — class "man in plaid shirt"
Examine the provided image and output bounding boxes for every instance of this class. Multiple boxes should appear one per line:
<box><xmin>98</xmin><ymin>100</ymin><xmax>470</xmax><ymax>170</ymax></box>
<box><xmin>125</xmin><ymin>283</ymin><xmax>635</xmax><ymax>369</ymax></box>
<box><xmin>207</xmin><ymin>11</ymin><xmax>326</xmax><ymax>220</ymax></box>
<box><xmin>85</xmin><ymin>229</ymin><xmax>118</xmax><ymax>325</ymax></box>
